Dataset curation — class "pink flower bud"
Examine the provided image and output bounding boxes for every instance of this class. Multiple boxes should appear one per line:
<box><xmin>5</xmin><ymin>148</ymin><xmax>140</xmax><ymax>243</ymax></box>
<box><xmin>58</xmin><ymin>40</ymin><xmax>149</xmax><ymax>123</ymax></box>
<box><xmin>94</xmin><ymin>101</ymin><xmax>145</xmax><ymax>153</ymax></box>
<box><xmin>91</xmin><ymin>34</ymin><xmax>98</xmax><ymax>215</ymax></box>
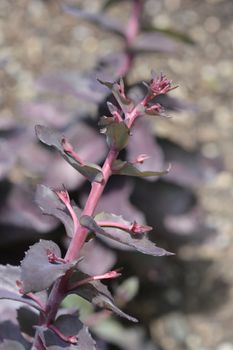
<box><xmin>61</xmin><ymin>138</ymin><xmax>73</xmax><ymax>153</ymax></box>
<box><xmin>145</xmin><ymin>103</ymin><xmax>166</xmax><ymax>116</ymax></box>
<box><xmin>149</xmin><ymin>73</ymin><xmax>174</xmax><ymax>96</ymax></box>
<box><xmin>130</xmin><ymin>222</ymin><xmax>153</xmax><ymax>234</ymax></box>
<box><xmin>55</xmin><ymin>188</ymin><xmax>70</xmax><ymax>205</ymax></box>
<box><xmin>133</xmin><ymin>154</ymin><xmax>150</xmax><ymax>164</ymax></box>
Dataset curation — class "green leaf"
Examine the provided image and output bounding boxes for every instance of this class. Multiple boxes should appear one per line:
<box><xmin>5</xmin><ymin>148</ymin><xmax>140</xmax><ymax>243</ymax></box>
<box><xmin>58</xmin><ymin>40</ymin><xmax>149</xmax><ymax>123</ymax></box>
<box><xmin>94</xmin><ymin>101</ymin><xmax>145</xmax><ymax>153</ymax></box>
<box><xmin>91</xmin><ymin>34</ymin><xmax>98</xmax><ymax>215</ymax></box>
<box><xmin>112</xmin><ymin>159</ymin><xmax>170</xmax><ymax>178</ymax></box>
<box><xmin>35</xmin><ymin>125</ymin><xmax>103</xmax><ymax>183</ymax></box>
<box><xmin>101</xmin><ymin>120</ymin><xmax>130</xmax><ymax>151</ymax></box>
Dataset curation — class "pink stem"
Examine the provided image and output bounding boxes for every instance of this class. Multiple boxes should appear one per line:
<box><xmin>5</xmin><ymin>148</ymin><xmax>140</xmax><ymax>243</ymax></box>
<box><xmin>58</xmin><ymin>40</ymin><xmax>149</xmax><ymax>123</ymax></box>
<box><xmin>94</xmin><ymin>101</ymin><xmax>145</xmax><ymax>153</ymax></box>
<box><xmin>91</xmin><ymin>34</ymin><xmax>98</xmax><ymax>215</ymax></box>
<box><xmin>126</xmin><ymin>0</ymin><xmax>142</xmax><ymax>45</ymax></box>
<box><xmin>26</xmin><ymin>293</ymin><xmax>45</xmax><ymax>311</ymax></box>
<box><xmin>96</xmin><ymin>220</ymin><xmax>131</xmax><ymax>232</ymax></box>
<box><xmin>117</xmin><ymin>0</ymin><xmax>142</xmax><ymax>78</ymax></box>
<box><xmin>49</xmin><ymin>324</ymin><xmax>77</xmax><ymax>344</ymax></box>
<box><xmin>65</xmin><ymin>148</ymin><xmax>119</xmax><ymax>262</ymax></box>
<box><xmin>68</xmin><ymin>270</ymin><xmax>121</xmax><ymax>291</ymax></box>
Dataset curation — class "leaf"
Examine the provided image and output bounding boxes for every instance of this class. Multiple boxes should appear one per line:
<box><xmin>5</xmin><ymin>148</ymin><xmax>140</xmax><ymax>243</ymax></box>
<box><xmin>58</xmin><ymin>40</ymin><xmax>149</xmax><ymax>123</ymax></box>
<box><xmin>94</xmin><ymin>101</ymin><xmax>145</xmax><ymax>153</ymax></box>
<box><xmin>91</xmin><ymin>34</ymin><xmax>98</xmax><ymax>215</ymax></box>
<box><xmin>35</xmin><ymin>125</ymin><xmax>103</xmax><ymax>183</ymax></box>
<box><xmin>142</xmin><ymin>24</ymin><xmax>195</xmax><ymax>44</ymax></box>
<box><xmin>112</xmin><ymin>159</ymin><xmax>170</xmax><ymax>178</ymax></box>
<box><xmin>131</xmin><ymin>32</ymin><xmax>179</xmax><ymax>53</ymax></box>
<box><xmin>93</xmin><ymin>318</ymin><xmax>145</xmax><ymax>350</ymax></box>
<box><xmin>98</xmin><ymin>79</ymin><xmax>134</xmax><ymax>113</ymax></box>
<box><xmin>0</xmin><ymin>340</ymin><xmax>26</xmax><ymax>350</ymax></box>
<box><xmin>44</xmin><ymin>123</ymin><xmax>106</xmax><ymax>190</ymax></box>
<box><xmin>20</xmin><ymin>240</ymin><xmax>74</xmax><ymax>293</ymax></box>
<box><xmin>35</xmin><ymin>184</ymin><xmax>76</xmax><ymax>237</ymax></box>
<box><xmin>81</xmin><ymin>215</ymin><xmax>173</xmax><ymax>257</ymax></box>
<box><xmin>0</xmin><ymin>289</ymin><xmax>41</xmax><ymax>311</ymax></box>
<box><xmin>37</xmin><ymin>71</ymin><xmax>109</xmax><ymax>104</ymax></box>
<box><xmin>115</xmin><ymin>277</ymin><xmax>139</xmax><ymax>305</ymax></box>
<box><xmin>68</xmin><ymin>271</ymin><xmax>137</xmax><ymax>322</ymax></box>
<box><xmin>17</xmin><ymin>307</ymin><xmax>38</xmax><ymax>337</ymax></box>
<box><xmin>127</xmin><ymin>119</ymin><xmax>165</xmax><ymax>181</ymax></box>
<box><xmin>62</xmin><ymin>4</ymin><xmax>124</xmax><ymax>36</ymax></box>
<box><xmin>0</xmin><ymin>185</ymin><xmax>56</xmax><ymax>238</ymax></box>
<box><xmin>0</xmin><ymin>265</ymin><xmax>21</xmax><ymax>293</ymax></box>
<box><xmin>38</xmin><ymin>317</ymin><xmax>96</xmax><ymax>349</ymax></box>
<box><xmin>78</xmin><ymin>240</ymin><xmax>116</xmax><ymax>276</ymax></box>
<box><xmin>94</xmin><ymin>181</ymin><xmax>145</xmax><ymax>224</ymax></box>
<box><xmin>102</xmin><ymin>0</ymin><xmax>125</xmax><ymax>10</ymax></box>
<box><xmin>0</xmin><ymin>321</ymin><xmax>31</xmax><ymax>350</ymax></box>
<box><xmin>100</xmin><ymin>120</ymin><xmax>130</xmax><ymax>151</ymax></box>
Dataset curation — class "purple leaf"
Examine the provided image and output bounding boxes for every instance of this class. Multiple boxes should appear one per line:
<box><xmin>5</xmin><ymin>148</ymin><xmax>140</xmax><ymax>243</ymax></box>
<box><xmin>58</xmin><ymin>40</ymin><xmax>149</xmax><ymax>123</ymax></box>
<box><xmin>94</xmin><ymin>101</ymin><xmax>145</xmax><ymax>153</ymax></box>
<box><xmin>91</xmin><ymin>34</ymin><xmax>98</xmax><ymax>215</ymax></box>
<box><xmin>44</xmin><ymin>123</ymin><xmax>106</xmax><ymax>190</ymax></box>
<box><xmin>158</xmin><ymin>139</ymin><xmax>224</xmax><ymax>187</ymax></box>
<box><xmin>20</xmin><ymin>102</ymin><xmax>74</xmax><ymax>129</ymax></box>
<box><xmin>131</xmin><ymin>32</ymin><xmax>179</xmax><ymax>53</ymax></box>
<box><xmin>127</xmin><ymin>119</ymin><xmax>165</xmax><ymax>181</ymax></box>
<box><xmin>0</xmin><ymin>265</ymin><xmax>20</xmax><ymax>292</ymax></box>
<box><xmin>0</xmin><ymin>340</ymin><xmax>26</xmax><ymax>350</ymax></box>
<box><xmin>95</xmin><ymin>181</ymin><xmax>145</xmax><ymax>223</ymax></box>
<box><xmin>98</xmin><ymin>78</ymin><xmax>134</xmax><ymax>114</ymax></box>
<box><xmin>79</xmin><ymin>240</ymin><xmax>116</xmax><ymax>276</ymax></box>
<box><xmin>37</xmin><ymin>72</ymin><xmax>109</xmax><ymax>104</ymax></box>
<box><xmin>0</xmin><ymin>266</ymin><xmax>43</xmax><ymax>309</ymax></box>
<box><xmin>20</xmin><ymin>240</ymin><xmax>74</xmax><ymax>293</ymax></box>
<box><xmin>62</xmin><ymin>4</ymin><xmax>124</xmax><ymax>36</ymax></box>
<box><xmin>164</xmin><ymin>205</ymin><xmax>214</xmax><ymax>241</ymax></box>
<box><xmin>0</xmin><ymin>129</ymin><xmax>30</xmax><ymax>181</ymax></box>
<box><xmin>0</xmin><ymin>321</ymin><xmax>31</xmax><ymax>350</ymax></box>
<box><xmin>0</xmin><ymin>185</ymin><xmax>56</xmax><ymax>239</ymax></box>
<box><xmin>38</xmin><ymin>317</ymin><xmax>96</xmax><ymax>349</ymax></box>
<box><xmin>35</xmin><ymin>125</ymin><xmax>103</xmax><ymax>183</ymax></box>
<box><xmin>80</xmin><ymin>215</ymin><xmax>173</xmax><ymax>257</ymax></box>
<box><xmin>35</xmin><ymin>185</ymin><xmax>76</xmax><ymax>238</ymax></box>
<box><xmin>17</xmin><ymin>307</ymin><xmax>38</xmax><ymax>337</ymax></box>
<box><xmin>69</xmin><ymin>271</ymin><xmax>137</xmax><ymax>322</ymax></box>
<box><xmin>0</xmin><ymin>290</ymin><xmax>41</xmax><ymax>311</ymax></box>
<box><xmin>112</xmin><ymin>159</ymin><xmax>169</xmax><ymax>178</ymax></box>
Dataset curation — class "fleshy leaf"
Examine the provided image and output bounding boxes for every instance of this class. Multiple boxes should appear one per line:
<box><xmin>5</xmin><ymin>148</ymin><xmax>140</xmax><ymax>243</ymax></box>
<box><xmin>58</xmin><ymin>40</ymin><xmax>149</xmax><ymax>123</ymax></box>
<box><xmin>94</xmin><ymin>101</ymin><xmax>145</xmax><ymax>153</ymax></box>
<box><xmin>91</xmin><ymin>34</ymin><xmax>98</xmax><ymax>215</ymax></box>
<box><xmin>0</xmin><ymin>265</ymin><xmax>21</xmax><ymax>292</ymax></box>
<box><xmin>112</xmin><ymin>159</ymin><xmax>170</xmax><ymax>178</ymax></box>
<box><xmin>131</xmin><ymin>32</ymin><xmax>179</xmax><ymax>53</ymax></box>
<box><xmin>37</xmin><ymin>316</ymin><xmax>96</xmax><ymax>349</ymax></box>
<box><xmin>37</xmin><ymin>70</ymin><xmax>113</xmax><ymax>104</ymax></box>
<box><xmin>35</xmin><ymin>125</ymin><xmax>103</xmax><ymax>183</ymax></box>
<box><xmin>0</xmin><ymin>321</ymin><xmax>31</xmax><ymax>349</ymax></box>
<box><xmin>68</xmin><ymin>271</ymin><xmax>137</xmax><ymax>322</ymax></box>
<box><xmin>0</xmin><ymin>340</ymin><xmax>26</xmax><ymax>350</ymax></box>
<box><xmin>62</xmin><ymin>4</ymin><xmax>124</xmax><ymax>36</ymax></box>
<box><xmin>98</xmin><ymin>79</ymin><xmax>134</xmax><ymax>113</ymax></box>
<box><xmin>35</xmin><ymin>184</ymin><xmax>77</xmax><ymax>237</ymax></box>
<box><xmin>100</xmin><ymin>120</ymin><xmax>130</xmax><ymax>151</ymax></box>
<box><xmin>20</xmin><ymin>240</ymin><xmax>74</xmax><ymax>293</ymax></box>
<box><xmin>0</xmin><ymin>289</ymin><xmax>41</xmax><ymax>311</ymax></box>
<box><xmin>81</xmin><ymin>215</ymin><xmax>173</xmax><ymax>256</ymax></box>
<box><xmin>17</xmin><ymin>307</ymin><xmax>38</xmax><ymax>337</ymax></box>
<box><xmin>127</xmin><ymin>119</ymin><xmax>165</xmax><ymax>181</ymax></box>
<box><xmin>78</xmin><ymin>240</ymin><xmax>116</xmax><ymax>276</ymax></box>
<box><xmin>0</xmin><ymin>265</ymin><xmax>41</xmax><ymax>310</ymax></box>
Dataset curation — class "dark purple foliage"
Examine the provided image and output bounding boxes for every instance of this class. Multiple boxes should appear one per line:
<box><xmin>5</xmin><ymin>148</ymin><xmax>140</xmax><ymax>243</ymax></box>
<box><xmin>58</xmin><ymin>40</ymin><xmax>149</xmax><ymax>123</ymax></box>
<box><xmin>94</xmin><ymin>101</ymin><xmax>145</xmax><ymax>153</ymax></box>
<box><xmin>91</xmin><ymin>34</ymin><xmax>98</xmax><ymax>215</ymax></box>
<box><xmin>0</xmin><ymin>1</ymin><xmax>222</xmax><ymax>349</ymax></box>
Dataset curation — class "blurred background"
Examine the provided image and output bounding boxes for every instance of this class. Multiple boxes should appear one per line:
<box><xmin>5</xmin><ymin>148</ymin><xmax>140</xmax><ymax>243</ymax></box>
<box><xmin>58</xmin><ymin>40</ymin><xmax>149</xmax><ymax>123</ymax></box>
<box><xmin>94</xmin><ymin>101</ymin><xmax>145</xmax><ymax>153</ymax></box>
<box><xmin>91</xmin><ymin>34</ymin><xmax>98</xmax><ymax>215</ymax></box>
<box><xmin>0</xmin><ymin>0</ymin><xmax>233</xmax><ymax>349</ymax></box>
